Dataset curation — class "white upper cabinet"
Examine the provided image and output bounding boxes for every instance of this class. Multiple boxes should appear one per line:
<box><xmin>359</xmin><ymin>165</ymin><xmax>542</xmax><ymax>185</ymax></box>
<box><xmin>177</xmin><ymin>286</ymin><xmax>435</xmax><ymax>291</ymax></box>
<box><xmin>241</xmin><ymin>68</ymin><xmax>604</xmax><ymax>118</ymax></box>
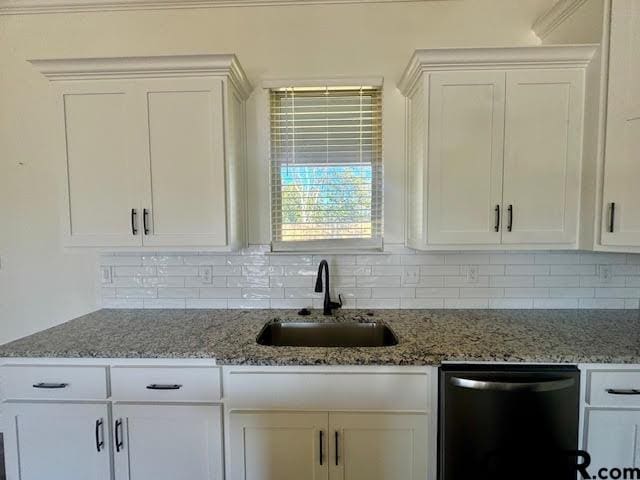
<box><xmin>400</xmin><ymin>46</ymin><xmax>595</xmax><ymax>250</ymax></box>
<box><xmin>31</xmin><ymin>55</ymin><xmax>252</xmax><ymax>250</ymax></box>
<box><xmin>502</xmin><ymin>69</ymin><xmax>583</xmax><ymax>245</ymax></box>
<box><xmin>427</xmin><ymin>71</ymin><xmax>505</xmax><ymax>245</ymax></box>
<box><xmin>600</xmin><ymin>0</ymin><xmax>640</xmax><ymax>248</ymax></box>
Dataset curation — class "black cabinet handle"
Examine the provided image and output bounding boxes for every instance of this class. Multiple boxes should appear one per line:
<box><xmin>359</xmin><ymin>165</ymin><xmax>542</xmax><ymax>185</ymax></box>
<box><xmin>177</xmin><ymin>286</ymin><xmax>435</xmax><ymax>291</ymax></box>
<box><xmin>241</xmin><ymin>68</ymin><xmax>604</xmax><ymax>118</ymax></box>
<box><xmin>494</xmin><ymin>205</ymin><xmax>500</xmax><ymax>232</ymax></box>
<box><xmin>95</xmin><ymin>419</ymin><xmax>104</xmax><ymax>452</ymax></box>
<box><xmin>115</xmin><ymin>419</ymin><xmax>123</xmax><ymax>452</ymax></box>
<box><xmin>606</xmin><ymin>388</ymin><xmax>640</xmax><ymax>395</ymax></box>
<box><xmin>33</xmin><ymin>382</ymin><xmax>68</xmax><ymax>389</ymax></box>
<box><xmin>319</xmin><ymin>430</ymin><xmax>324</xmax><ymax>466</ymax></box>
<box><xmin>609</xmin><ymin>202</ymin><xmax>616</xmax><ymax>233</ymax></box>
<box><xmin>131</xmin><ymin>209</ymin><xmax>138</xmax><ymax>235</ymax></box>
<box><xmin>143</xmin><ymin>208</ymin><xmax>150</xmax><ymax>235</ymax></box>
<box><xmin>507</xmin><ymin>205</ymin><xmax>513</xmax><ymax>232</ymax></box>
<box><xmin>146</xmin><ymin>384</ymin><xmax>182</xmax><ymax>390</ymax></box>
<box><xmin>335</xmin><ymin>431</ymin><xmax>339</xmax><ymax>466</ymax></box>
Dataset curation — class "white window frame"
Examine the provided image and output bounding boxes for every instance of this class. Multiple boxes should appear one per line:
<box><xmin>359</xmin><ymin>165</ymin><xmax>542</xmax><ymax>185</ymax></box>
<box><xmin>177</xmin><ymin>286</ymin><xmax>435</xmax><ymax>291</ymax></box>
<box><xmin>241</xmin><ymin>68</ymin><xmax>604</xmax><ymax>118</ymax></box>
<box><xmin>264</xmin><ymin>77</ymin><xmax>385</xmax><ymax>252</ymax></box>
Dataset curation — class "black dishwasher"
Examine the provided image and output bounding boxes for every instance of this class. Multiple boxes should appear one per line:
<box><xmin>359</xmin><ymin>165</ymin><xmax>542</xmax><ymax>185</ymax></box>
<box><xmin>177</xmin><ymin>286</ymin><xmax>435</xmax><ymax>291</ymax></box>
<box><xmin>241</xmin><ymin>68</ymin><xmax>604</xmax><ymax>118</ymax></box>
<box><xmin>439</xmin><ymin>364</ymin><xmax>580</xmax><ymax>480</ymax></box>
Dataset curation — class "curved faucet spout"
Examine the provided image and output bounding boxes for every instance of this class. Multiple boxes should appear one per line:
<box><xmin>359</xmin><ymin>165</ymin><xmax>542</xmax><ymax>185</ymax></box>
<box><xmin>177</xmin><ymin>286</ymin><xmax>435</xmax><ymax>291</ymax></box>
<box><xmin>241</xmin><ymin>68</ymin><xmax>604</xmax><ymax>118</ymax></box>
<box><xmin>315</xmin><ymin>260</ymin><xmax>342</xmax><ymax>315</ymax></box>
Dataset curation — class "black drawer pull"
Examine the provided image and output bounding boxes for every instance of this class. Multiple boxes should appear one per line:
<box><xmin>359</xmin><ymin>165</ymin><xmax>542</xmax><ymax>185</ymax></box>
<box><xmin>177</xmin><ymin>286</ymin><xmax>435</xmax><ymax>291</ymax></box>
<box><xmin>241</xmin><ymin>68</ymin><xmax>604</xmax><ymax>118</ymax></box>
<box><xmin>319</xmin><ymin>430</ymin><xmax>324</xmax><ymax>466</ymax></box>
<box><xmin>115</xmin><ymin>419</ymin><xmax>123</xmax><ymax>452</ymax></box>
<box><xmin>494</xmin><ymin>205</ymin><xmax>500</xmax><ymax>232</ymax></box>
<box><xmin>146</xmin><ymin>384</ymin><xmax>182</xmax><ymax>390</ymax></box>
<box><xmin>143</xmin><ymin>208</ymin><xmax>150</xmax><ymax>235</ymax></box>
<box><xmin>33</xmin><ymin>382</ymin><xmax>68</xmax><ymax>389</ymax></box>
<box><xmin>95</xmin><ymin>419</ymin><xmax>104</xmax><ymax>452</ymax></box>
<box><xmin>131</xmin><ymin>208</ymin><xmax>138</xmax><ymax>235</ymax></box>
<box><xmin>335</xmin><ymin>431</ymin><xmax>339</xmax><ymax>466</ymax></box>
<box><xmin>609</xmin><ymin>202</ymin><xmax>616</xmax><ymax>233</ymax></box>
<box><xmin>606</xmin><ymin>388</ymin><xmax>640</xmax><ymax>395</ymax></box>
<box><xmin>507</xmin><ymin>204</ymin><xmax>513</xmax><ymax>232</ymax></box>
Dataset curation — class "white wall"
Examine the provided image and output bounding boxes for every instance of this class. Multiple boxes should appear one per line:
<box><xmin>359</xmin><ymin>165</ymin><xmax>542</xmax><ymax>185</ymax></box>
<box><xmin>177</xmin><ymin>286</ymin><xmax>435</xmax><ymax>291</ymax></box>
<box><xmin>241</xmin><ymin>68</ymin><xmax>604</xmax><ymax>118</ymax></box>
<box><xmin>0</xmin><ymin>0</ymin><xmax>556</xmax><ymax>343</ymax></box>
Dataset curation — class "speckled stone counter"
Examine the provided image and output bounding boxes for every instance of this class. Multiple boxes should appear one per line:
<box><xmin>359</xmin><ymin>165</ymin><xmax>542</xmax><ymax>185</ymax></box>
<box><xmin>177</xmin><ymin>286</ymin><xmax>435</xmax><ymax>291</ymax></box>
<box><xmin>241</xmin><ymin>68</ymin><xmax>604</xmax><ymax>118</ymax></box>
<box><xmin>1</xmin><ymin>309</ymin><xmax>640</xmax><ymax>365</ymax></box>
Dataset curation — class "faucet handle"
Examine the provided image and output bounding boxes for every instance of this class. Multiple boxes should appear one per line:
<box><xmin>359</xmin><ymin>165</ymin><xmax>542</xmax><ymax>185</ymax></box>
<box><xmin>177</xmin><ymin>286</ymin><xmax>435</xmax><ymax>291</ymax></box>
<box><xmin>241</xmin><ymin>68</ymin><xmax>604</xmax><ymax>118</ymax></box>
<box><xmin>329</xmin><ymin>294</ymin><xmax>343</xmax><ymax>310</ymax></box>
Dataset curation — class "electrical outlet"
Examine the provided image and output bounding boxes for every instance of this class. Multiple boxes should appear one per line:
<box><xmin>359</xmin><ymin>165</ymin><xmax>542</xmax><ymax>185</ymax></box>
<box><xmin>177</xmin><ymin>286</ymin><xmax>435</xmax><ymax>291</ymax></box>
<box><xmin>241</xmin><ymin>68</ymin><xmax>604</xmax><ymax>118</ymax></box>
<box><xmin>466</xmin><ymin>265</ymin><xmax>479</xmax><ymax>284</ymax></box>
<box><xmin>199</xmin><ymin>265</ymin><xmax>213</xmax><ymax>284</ymax></box>
<box><xmin>403</xmin><ymin>266</ymin><xmax>419</xmax><ymax>285</ymax></box>
<box><xmin>598</xmin><ymin>265</ymin><xmax>612</xmax><ymax>284</ymax></box>
<box><xmin>100</xmin><ymin>266</ymin><xmax>112</xmax><ymax>284</ymax></box>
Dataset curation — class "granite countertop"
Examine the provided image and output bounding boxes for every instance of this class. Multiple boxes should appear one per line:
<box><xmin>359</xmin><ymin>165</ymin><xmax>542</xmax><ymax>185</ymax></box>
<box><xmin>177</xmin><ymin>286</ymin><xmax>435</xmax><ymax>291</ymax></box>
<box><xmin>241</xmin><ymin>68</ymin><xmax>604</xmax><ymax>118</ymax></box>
<box><xmin>1</xmin><ymin>309</ymin><xmax>640</xmax><ymax>365</ymax></box>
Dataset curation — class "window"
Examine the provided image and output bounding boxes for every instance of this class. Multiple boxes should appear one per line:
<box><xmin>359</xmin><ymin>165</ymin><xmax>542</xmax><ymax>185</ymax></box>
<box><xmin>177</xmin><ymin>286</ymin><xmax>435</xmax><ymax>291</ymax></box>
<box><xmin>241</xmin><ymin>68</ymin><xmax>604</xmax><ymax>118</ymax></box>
<box><xmin>269</xmin><ymin>85</ymin><xmax>383</xmax><ymax>251</ymax></box>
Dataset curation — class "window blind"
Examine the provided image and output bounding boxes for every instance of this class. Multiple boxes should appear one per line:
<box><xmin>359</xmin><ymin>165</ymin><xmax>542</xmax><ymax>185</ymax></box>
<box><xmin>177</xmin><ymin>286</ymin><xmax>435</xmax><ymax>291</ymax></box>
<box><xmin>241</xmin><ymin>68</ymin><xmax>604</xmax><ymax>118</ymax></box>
<box><xmin>270</xmin><ymin>85</ymin><xmax>383</xmax><ymax>251</ymax></box>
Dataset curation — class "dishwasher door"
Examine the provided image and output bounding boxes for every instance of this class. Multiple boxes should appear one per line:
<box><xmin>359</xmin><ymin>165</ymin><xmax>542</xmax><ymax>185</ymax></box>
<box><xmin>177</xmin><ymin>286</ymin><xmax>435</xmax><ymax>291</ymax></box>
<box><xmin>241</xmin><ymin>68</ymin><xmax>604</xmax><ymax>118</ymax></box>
<box><xmin>439</xmin><ymin>365</ymin><xmax>580</xmax><ymax>480</ymax></box>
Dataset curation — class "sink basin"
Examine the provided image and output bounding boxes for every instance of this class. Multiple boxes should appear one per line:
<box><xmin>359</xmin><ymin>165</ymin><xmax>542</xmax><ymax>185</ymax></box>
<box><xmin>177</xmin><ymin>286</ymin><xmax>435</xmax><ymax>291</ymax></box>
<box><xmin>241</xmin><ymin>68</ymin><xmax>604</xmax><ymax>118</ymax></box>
<box><xmin>256</xmin><ymin>321</ymin><xmax>399</xmax><ymax>348</ymax></box>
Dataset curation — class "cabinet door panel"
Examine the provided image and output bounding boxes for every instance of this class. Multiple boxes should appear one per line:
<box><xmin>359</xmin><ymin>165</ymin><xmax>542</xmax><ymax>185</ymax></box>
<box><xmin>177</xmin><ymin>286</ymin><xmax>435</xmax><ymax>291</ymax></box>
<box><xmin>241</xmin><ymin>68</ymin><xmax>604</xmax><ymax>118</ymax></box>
<box><xmin>140</xmin><ymin>79</ymin><xmax>227</xmax><ymax>247</ymax></box>
<box><xmin>229</xmin><ymin>412</ymin><xmax>329</xmax><ymax>480</ymax></box>
<box><xmin>3</xmin><ymin>403</ymin><xmax>110</xmax><ymax>480</ymax></box>
<box><xmin>601</xmin><ymin>0</ymin><xmax>640</xmax><ymax>246</ymax></box>
<box><xmin>329</xmin><ymin>413</ymin><xmax>427</xmax><ymax>480</ymax></box>
<box><xmin>63</xmin><ymin>85</ymin><xmax>142</xmax><ymax>246</ymax></box>
<box><xmin>427</xmin><ymin>71</ymin><xmax>505</xmax><ymax>245</ymax></box>
<box><xmin>502</xmin><ymin>69</ymin><xmax>583</xmax><ymax>244</ymax></box>
<box><xmin>586</xmin><ymin>409</ymin><xmax>640</xmax><ymax>476</ymax></box>
<box><xmin>113</xmin><ymin>403</ymin><xmax>223</xmax><ymax>480</ymax></box>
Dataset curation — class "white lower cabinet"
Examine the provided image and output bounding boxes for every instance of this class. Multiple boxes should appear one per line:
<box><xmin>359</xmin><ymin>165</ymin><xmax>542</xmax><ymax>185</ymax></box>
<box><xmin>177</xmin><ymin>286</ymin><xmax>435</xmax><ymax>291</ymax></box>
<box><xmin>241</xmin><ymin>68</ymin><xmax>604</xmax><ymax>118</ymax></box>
<box><xmin>229</xmin><ymin>411</ymin><xmax>427</xmax><ymax>480</ymax></box>
<box><xmin>585</xmin><ymin>409</ymin><xmax>640</xmax><ymax>474</ymax></box>
<box><xmin>3</xmin><ymin>402</ymin><xmax>111</xmax><ymax>480</ymax></box>
<box><xmin>113</xmin><ymin>403</ymin><xmax>223</xmax><ymax>480</ymax></box>
<box><xmin>229</xmin><ymin>412</ymin><xmax>329</xmax><ymax>480</ymax></box>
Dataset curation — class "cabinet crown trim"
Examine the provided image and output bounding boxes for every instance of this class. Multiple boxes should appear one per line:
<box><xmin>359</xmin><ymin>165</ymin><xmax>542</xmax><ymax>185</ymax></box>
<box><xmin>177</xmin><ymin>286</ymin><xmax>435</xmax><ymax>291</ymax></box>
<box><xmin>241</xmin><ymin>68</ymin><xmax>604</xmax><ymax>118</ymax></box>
<box><xmin>28</xmin><ymin>54</ymin><xmax>253</xmax><ymax>99</ymax></box>
<box><xmin>398</xmin><ymin>45</ymin><xmax>597</xmax><ymax>96</ymax></box>
<box><xmin>532</xmin><ymin>0</ymin><xmax>590</xmax><ymax>41</ymax></box>
<box><xmin>0</xmin><ymin>0</ymin><xmax>442</xmax><ymax>15</ymax></box>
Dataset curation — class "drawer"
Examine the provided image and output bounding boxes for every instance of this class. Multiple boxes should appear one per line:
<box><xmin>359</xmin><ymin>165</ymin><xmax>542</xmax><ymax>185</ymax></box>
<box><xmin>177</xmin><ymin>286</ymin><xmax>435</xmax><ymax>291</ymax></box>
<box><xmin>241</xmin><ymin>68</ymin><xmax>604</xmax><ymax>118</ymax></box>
<box><xmin>588</xmin><ymin>370</ymin><xmax>640</xmax><ymax>407</ymax></box>
<box><xmin>111</xmin><ymin>366</ymin><xmax>221</xmax><ymax>402</ymax></box>
<box><xmin>1</xmin><ymin>365</ymin><xmax>108</xmax><ymax>400</ymax></box>
<box><xmin>225</xmin><ymin>367</ymin><xmax>430</xmax><ymax>411</ymax></box>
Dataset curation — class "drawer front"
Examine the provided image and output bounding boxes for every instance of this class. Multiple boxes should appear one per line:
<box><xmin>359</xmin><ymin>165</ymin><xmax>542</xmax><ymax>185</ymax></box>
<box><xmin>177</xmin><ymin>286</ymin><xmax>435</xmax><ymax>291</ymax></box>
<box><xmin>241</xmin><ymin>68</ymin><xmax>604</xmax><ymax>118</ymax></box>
<box><xmin>111</xmin><ymin>366</ymin><xmax>221</xmax><ymax>402</ymax></box>
<box><xmin>1</xmin><ymin>365</ymin><xmax>108</xmax><ymax>400</ymax></box>
<box><xmin>225</xmin><ymin>367</ymin><xmax>430</xmax><ymax>411</ymax></box>
<box><xmin>588</xmin><ymin>370</ymin><xmax>640</xmax><ymax>407</ymax></box>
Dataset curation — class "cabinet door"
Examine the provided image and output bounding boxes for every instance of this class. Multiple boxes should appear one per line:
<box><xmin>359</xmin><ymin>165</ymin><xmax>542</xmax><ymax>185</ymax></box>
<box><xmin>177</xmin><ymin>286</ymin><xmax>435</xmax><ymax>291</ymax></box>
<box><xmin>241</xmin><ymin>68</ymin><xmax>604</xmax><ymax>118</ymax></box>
<box><xmin>502</xmin><ymin>69</ymin><xmax>583</xmax><ymax>244</ymax></box>
<box><xmin>329</xmin><ymin>413</ymin><xmax>427</xmax><ymax>480</ymax></box>
<box><xmin>112</xmin><ymin>403</ymin><xmax>223</xmax><ymax>480</ymax></box>
<box><xmin>138</xmin><ymin>79</ymin><xmax>228</xmax><ymax>247</ymax></box>
<box><xmin>3</xmin><ymin>403</ymin><xmax>110</xmax><ymax>480</ymax></box>
<box><xmin>601</xmin><ymin>0</ymin><xmax>640</xmax><ymax>246</ymax></box>
<box><xmin>61</xmin><ymin>83</ymin><xmax>143</xmax><ymax>247</ymax></box>
<box><xmin>229</xmin><ymin>411</ymin><xmax>329</xmax><ymax>480</ymax></box>
<box><xmin>586</xmin><ymin>409</ymin><xmax>640</xmax><ymax>477</ymax></box>
<box><xmin>427</xmin><ymin>71</ymin><xmax>505</xmax><ymax>245</ymax></box>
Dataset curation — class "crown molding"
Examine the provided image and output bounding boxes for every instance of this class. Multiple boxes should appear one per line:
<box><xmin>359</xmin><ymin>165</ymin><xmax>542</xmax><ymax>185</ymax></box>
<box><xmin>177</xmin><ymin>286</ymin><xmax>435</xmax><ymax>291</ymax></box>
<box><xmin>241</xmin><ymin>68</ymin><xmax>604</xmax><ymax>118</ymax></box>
<box><xmin>0</xmin><ymin>0</ymin><xmax>436</xmax><ymax>15</ymax></box>
<box><xmin>532</xmin><ymin>0</ymin><xmax>589</xmax><ymax>41</ymax></box>
<box><xmin>29</xmin><ymin>54</ymin><xmax>253</xmax><ymax>99</ymax></box>
<box><xmin>398</xmin><ymin>45</ymin><xmax>597</xmax><ymax>96</ymax></box>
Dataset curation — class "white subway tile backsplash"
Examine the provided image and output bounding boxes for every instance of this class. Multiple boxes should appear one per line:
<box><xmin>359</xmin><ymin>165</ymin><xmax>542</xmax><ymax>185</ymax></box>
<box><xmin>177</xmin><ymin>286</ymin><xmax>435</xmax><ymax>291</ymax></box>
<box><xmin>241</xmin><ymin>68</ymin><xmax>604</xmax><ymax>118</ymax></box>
<box><xmin>357</xmin><ymin>276</ymin><xmax>401</xmax><ymax>287</ymax></box>
<box><xmin>534</xmin><ymin>298</ymin><xmax>579</xmax><ymax>309</ymax></box>
<box><xmin>400</xmin><ymin>298</ymin><xmax>444</xmax><ymax>309</ymax></box>
<box><xmin>371</xmin><ymin>287</ymin><xmax>415</xmax><ymax>298</ymax></box>
<box><xmin>445</xmin><ymin>298</ymin><xmax>489</xmax><ymax>309</ymax></box>
<box><xmin>536</xmin><ymin>276</ymin><xmax>580</xmax><ymax>287</ymax></box>
<box><xmin>186</xmin><ymin>299</ymin><xmax>228</xmax><ymax>308</ymax></box>
<box><xmin>158</xmin><ymin>287</ymin><xmax>198</xmax><ymax>298</ymax></box>
<box><xmin>489</xmin><ymin>298</ymin><xmax>534</xmax><ymax>309</ymax></box>
<box><xmin>100</xmin><ymin>248</ymin><xmax>640</xmax><ymax>310</ymax></box>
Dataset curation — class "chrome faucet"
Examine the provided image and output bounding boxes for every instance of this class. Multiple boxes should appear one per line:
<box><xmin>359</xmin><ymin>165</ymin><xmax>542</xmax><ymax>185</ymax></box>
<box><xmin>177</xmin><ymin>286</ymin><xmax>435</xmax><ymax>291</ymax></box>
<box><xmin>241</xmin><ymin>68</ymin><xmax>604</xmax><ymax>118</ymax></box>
<box><xmin>314</xmin><ymin>260</ymin><xmax>343</xmax><ymax>316</ymax></box>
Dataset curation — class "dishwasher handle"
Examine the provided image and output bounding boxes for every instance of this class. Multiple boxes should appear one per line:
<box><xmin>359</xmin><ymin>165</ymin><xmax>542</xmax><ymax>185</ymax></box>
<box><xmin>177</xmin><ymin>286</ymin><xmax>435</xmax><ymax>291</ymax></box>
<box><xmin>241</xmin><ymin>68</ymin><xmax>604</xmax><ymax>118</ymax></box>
<box><xmin>450</xmin><ymin>376</ymin><xmax>575</xmax><ymax>392</ymax></box>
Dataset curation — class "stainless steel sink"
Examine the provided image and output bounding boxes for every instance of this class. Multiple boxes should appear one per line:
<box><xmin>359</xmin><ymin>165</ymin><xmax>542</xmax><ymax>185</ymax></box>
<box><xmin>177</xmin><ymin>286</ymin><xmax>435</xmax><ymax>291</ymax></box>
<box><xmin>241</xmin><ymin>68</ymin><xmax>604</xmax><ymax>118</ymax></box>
<box><xmin>256</xmin><ymin>321</ymin><xmax>399</xmax><ymax>347</ymax></box>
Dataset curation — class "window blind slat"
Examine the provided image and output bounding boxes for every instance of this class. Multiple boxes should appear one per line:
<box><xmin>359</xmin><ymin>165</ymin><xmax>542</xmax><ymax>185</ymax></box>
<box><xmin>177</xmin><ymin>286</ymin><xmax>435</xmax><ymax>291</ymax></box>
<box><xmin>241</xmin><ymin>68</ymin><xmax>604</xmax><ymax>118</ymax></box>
<box><xmin>270</xmin><ymin>86</ymin><xmax>383</xmax><ymax>248</ymax></box>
